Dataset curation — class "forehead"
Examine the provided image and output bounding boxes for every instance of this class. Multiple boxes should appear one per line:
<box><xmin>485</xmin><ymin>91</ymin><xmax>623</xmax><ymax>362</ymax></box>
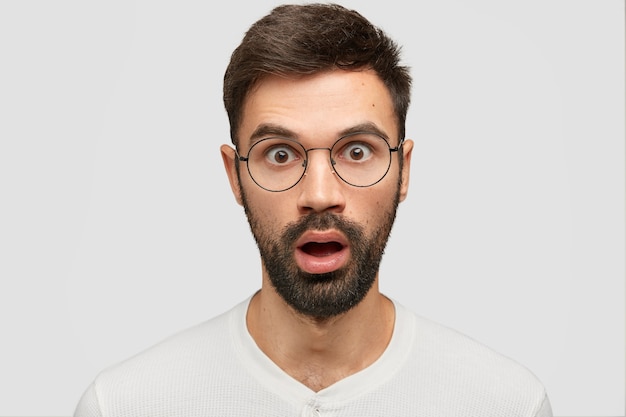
<box><xmin>239</xmin><ymin>69</ymin><xmax>397</xmax><ymax>148</ymax></box>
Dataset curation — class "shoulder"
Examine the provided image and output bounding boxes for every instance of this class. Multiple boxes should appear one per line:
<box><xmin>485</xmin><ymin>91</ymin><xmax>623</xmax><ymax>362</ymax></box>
<box><xmin>83</xmin><ymin>299</ymin><xmax>248</xmax><ymax>410</ymax></box>
<box><xmin>393</xmin><ymin>302</ymin><xmax>552</xmax><ymax>416</ymax></box>
<box><xmin>410</xmin><ymin>310</ymin><xmax>542</xmax><ymax>383</ymax></box>
<box><xmin>101</xmin><ymin>303</ymin><xmax>237</xmax><ymax>375</ymax></box>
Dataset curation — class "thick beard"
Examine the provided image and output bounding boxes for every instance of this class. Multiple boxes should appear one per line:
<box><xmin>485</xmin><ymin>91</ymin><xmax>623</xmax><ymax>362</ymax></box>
<box><xmin>239</xmin><ymin>181</ymin><xmax>400</xmax><ymax>319</ymax></box>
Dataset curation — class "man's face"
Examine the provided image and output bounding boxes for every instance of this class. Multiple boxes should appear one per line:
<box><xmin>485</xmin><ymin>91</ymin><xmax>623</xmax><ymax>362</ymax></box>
<box><xmin>221</xmin><ymin>69</ymin><xmax>413</xmax><ymax>318</ymax></box>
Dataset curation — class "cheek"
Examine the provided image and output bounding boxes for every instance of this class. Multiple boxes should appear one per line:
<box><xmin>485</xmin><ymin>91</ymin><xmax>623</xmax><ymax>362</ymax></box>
<box><xmin>244</xmin><ymin>191</ymin><xmax>290</xmax><ymax>231</ymax></box>
<box><xmin>347</xmin><ymin>193</ymin><xmax>393</xmax><ymax>226</ymax></box>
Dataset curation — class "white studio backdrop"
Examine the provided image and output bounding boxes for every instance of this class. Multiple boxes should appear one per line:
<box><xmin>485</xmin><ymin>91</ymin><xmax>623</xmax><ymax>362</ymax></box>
<box><xmin>0</xmin><ymin>1</ymin><xmax>623</xmax><ymax>415</ymax></box>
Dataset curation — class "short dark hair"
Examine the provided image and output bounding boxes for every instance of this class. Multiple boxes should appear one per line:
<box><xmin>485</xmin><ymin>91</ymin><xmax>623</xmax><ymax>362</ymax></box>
<box><xmin>223</xmin><ymin>3</ymin><xmax>412</xmax><ymax>146</ymax></box>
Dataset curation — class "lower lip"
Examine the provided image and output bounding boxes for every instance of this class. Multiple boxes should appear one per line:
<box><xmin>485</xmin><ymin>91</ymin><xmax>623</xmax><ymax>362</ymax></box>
<box><xmin>294</xmin><ymin>246</ymin><xmax>349</xmax><ymax>274</ymax></box>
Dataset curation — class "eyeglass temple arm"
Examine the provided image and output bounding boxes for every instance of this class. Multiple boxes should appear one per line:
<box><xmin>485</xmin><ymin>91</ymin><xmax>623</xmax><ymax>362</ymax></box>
<box><xmin>390</xmin><ymin>138</ymin><xmax>405</xmax><ymax>152</ymax></box>
<box><xmin>234</xmin><ymin>148</ymin><xmax>249</xmax><ymax>162</ymax></box>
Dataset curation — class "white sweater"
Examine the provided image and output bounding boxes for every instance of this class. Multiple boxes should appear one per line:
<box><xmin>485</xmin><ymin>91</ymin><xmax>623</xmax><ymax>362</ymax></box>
<box><xmin>74</xmin><ymin>297</ymin><xmax>552</xmax><ymax>417</ymax></box>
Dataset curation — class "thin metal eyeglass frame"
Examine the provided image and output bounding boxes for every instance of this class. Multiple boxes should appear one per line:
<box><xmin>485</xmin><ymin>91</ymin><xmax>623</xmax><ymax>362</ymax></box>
<box><xmin>235</xmin><ymin>132</ymin><xmax>404</xmax><ymax>192</ymax></box>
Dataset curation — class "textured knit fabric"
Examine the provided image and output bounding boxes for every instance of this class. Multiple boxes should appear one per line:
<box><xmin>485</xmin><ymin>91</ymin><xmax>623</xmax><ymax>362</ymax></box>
<box><xmin>74</xmin><ymin>297</ymin><xmax>552</xmax><ymax>417</ymax></box>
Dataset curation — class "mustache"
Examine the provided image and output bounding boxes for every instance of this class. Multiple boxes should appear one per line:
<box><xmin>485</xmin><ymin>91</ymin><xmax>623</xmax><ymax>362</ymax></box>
<box><xmin>281</xmin><ymin>212</ymin><xmax>364</xmax><ymax>246</ymax></box>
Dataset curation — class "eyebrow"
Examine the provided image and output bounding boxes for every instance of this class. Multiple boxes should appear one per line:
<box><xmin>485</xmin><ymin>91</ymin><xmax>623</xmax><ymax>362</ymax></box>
<box><xmin>246</xmin><ymin>122</ymin><xmax>392</xmax><ymax>147</ymax></box>
<box><xmin>248</xmin><ymin>124</ymin><xmax>299</xmax><ymax>145</ymax></box>
<box><xmin>339</xmin><ymin>122</ymin><xmax>390</xmax><ymax>141</ymax></box>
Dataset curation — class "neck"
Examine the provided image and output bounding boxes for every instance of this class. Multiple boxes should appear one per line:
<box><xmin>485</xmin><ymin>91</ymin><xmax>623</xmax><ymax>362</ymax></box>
<box><xmin>246</xmin><ymin>279</ymin><xmax>395</xmax><ymax>392</ymax></box>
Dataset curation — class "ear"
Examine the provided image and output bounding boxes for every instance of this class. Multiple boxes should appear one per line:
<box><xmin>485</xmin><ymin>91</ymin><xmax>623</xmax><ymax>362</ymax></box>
<box><xmin>398</xmin><ymin>139</ymin><xmax>413</xmax><ymax>202</ymax></box>
<box><xmin>220</xmin><ymin>144</ymin><xmax>244</xmax><ymax>206</ymax></box>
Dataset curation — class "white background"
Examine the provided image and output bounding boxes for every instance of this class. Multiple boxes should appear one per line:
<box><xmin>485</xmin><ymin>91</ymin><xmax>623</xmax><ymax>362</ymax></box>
<box><xmin>0</xmin><ymin>1</ymin><xmax>623</xmax><ymax>415</ymax></box>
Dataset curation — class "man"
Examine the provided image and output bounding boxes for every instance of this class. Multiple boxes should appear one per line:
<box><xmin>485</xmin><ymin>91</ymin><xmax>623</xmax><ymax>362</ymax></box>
<box><xmin>74</xmin><ymin>4</ymin><xmax>552</xmax><ymax>416</ymax></box>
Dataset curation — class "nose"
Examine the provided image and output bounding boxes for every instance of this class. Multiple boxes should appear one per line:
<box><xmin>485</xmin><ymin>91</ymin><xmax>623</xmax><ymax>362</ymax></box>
<box><xmin>296</xmin><ymin>149</ymin><xmax>346</xmax><ymax>214</ymax></box>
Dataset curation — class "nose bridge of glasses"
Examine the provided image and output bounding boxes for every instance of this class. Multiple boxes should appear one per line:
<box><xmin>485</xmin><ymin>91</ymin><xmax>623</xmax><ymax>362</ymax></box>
<box><xmin>304</xmin><ymin>146</ymin><xmax>336</xmax><ymax>171</ymax></box>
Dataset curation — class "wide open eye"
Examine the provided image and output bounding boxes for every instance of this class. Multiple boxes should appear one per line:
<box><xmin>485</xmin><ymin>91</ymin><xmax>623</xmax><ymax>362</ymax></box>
<box><xmin>340</xmin><ymin>141</ymin><xmax>373</xmax><ymax>162</ymax></box>
<box><xmin>252</xmin><ymin>138</ymin><xmax>304</xmax><ymax>168</ymax></box>
<box><xmin>344</xmin><ymin>142</ymin><xmax>372</xmax><ymax>161</ymax></box>
<box><xmin>265</xmin><ymin>144</ymin><xmax>300</xmax><ymax>165</ymax></box>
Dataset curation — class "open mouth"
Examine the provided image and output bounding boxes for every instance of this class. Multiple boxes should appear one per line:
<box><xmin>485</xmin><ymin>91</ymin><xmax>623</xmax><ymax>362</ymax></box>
<box><xmin>295</xmin><ymin>231</ymin><xmax>349</xmax><ymax>274</ymax></box>
<box><xmin>300</xmin><ymin>241</ymin><xmax>345</xmax><ymax>257</ymax></box>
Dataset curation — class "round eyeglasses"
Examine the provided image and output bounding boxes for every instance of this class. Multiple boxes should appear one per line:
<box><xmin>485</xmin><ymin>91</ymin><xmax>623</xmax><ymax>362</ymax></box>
<box><xmin>236</xmin><ymin>132</ymin><xmax>403</xmax><ymax>192</ymax></box>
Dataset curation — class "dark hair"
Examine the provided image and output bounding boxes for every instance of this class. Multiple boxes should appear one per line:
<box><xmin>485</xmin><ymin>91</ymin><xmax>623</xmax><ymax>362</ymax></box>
<box><xmin>223</xmin><ymin>3</ymin><xmax>412</xmax><ymax>146</ymax></box>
